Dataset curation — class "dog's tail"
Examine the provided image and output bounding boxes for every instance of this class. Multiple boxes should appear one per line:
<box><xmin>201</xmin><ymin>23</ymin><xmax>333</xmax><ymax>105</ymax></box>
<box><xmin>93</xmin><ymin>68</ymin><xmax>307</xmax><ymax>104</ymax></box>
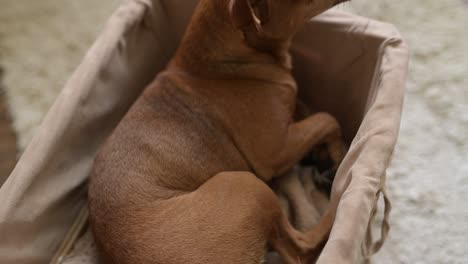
<box><xmin>91</xmin><ymin>171</ymin><xmax>333</xmax><ymax>264</ymax></box>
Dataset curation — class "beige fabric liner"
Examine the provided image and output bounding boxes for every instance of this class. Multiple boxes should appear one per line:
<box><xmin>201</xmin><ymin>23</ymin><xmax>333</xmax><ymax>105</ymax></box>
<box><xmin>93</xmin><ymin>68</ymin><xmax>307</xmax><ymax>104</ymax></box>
<box><xmin>0</xmin><ymin>0</ymin><xmax>409</xmax><ymax>263</ymax></box>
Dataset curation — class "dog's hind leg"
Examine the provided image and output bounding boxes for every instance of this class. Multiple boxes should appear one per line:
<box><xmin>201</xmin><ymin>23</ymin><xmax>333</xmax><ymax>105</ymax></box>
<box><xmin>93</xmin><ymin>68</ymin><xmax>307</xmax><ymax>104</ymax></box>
<box><xmin>118</xmin><ymin>171</ymin><xmax>282</xmax><ymax>264</ymax></box>
<box><xmin>121</xmin><ymin>171</ymin><xmax>330</xmax><ymax>264</ymax></box>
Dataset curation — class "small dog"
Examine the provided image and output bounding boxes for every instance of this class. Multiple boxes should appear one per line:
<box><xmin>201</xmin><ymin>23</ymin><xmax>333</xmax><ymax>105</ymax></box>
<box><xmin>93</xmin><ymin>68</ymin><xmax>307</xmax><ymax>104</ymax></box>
<box><xmin>88</xmin><ymin>0</ymin><xmax>347</xmax><ymax>263</ymax></box>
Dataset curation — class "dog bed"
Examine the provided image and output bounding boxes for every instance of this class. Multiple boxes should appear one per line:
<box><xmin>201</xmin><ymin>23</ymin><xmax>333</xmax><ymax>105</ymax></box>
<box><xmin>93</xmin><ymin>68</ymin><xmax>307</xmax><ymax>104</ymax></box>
<box><xmin>0</xmin><ymin>0</ymin><xmax>409</xmax><ymax>263</ymax></box>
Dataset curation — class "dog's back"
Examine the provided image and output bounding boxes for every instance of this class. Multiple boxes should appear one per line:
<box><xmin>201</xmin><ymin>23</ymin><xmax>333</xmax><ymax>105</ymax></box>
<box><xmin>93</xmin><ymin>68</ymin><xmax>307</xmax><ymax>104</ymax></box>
<box><xmin>89</xmin><ymin>0</ymin><xmax>346</xmax><ymax>263</ymax></box>
<box><xmin>88</xmin><ymin>73</ymin><xmax>254</xmax><ymax>262</ymax></box>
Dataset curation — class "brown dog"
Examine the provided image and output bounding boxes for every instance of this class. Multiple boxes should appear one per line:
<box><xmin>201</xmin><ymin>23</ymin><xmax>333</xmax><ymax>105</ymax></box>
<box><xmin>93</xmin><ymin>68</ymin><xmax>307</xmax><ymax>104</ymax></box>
<box><xmin>88</xmin><ymin>0</ymin><xmax>347</xmax><ymax>263</ymax></box>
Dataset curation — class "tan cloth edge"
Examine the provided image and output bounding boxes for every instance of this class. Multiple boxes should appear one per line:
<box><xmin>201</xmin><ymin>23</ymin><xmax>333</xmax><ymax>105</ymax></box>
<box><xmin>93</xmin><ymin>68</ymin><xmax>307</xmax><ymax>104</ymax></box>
<box><xmin>316</xmin><ymin>18</ymin><xmax>409</xmax><ymax>263</ymax></box>
<box><xmin>0</xmin><ymin>1</ymin><xmax>158</xmax><ymax>263</ymax></box>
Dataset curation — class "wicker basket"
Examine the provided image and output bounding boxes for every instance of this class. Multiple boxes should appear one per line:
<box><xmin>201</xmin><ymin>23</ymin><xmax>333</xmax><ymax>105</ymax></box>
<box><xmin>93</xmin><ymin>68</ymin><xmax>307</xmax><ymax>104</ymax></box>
<box><xmin>0</xmin><ymin>1</ymin><xmax>409</xmax><ymax>263</ymax></box>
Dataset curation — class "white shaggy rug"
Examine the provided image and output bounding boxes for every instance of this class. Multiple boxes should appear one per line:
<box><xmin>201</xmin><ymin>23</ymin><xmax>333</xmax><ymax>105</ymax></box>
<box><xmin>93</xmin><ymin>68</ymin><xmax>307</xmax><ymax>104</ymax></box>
<box><xmin>1</xmin><ymin>1</ymin><xmax>467</xmax><ymax>263</ymax></box>
<box><xmin>0</xmin><ymin>0</ymin><xmax>120</xmax><ymax>149</ymax></box>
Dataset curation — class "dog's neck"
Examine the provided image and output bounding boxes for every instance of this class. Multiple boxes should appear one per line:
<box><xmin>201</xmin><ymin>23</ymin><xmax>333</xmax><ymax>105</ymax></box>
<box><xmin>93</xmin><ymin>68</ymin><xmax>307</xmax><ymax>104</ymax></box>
<box><xmin>169</xmin><ymin>0</ymin><xmax>294</xmax><ymax>86</ymax></box>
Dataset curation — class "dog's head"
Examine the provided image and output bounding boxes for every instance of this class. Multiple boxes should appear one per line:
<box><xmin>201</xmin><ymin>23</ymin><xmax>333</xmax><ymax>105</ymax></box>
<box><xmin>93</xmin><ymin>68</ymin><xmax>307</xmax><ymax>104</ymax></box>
<box><xmin>229</xmin><ymin>0</ymin><xmax>347</xmax><ymax>45</ymax></box>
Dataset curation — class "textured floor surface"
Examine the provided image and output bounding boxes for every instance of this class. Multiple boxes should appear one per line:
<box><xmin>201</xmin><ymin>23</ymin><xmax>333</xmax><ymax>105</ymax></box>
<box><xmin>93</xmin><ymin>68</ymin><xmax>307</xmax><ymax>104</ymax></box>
<box><xmin>1</xmin><ymin>1</ymin><xmax>467</xmax><ymax>263</ymax></box>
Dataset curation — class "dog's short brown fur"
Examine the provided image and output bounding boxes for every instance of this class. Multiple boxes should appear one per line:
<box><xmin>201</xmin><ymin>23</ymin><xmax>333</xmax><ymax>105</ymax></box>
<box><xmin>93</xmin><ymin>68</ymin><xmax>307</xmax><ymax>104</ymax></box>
<box><xmin>88</xmin><ymin>0</ymin><xmax>347</xmax><ymax>263</ymax></box>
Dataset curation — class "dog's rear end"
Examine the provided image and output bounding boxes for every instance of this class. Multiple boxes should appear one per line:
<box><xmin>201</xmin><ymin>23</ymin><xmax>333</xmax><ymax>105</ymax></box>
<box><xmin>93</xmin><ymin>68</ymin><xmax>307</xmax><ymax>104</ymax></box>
<box><xmin>88</xmin><ymin>0</ymin><xmax>347</xmax><ymax>263</ymax></box>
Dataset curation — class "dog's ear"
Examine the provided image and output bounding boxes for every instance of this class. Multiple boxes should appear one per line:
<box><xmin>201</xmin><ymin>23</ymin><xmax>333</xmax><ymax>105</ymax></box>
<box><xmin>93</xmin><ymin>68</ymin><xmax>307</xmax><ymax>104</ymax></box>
<box><xmin>229</xmin><ymin>0</ymin><xmax>270</xmax><ymax>29</ymax></box>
